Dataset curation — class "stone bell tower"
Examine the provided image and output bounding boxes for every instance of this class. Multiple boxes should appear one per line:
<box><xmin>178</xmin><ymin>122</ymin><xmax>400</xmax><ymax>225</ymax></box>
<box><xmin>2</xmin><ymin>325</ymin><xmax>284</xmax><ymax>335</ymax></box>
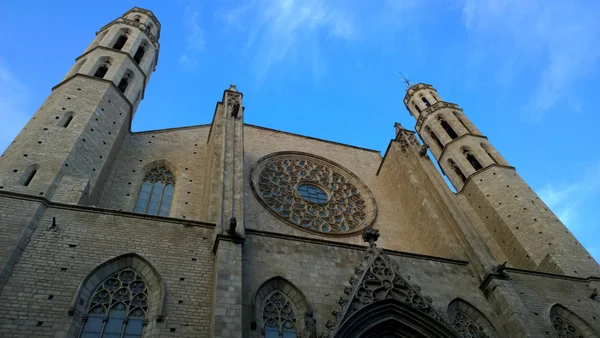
<box><xmin>404</xmin><ymin>83</ymin><xmax>599</xmax><ymax>277</ymax></box>
<box><xmin>0</xmin><ymin>7</ymin><xmax>160</xmax><ymax>205</ymax></box>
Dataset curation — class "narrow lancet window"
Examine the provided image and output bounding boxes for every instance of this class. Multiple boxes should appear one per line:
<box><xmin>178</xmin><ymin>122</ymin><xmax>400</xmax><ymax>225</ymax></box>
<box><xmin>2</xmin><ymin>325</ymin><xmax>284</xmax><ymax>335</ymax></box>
<box><xmin>93</xmin><ymin>59</ymin><xmax>111</xmax><ymax>79</ymax></box>
<box><xmin>412</xmin><ymin>102</ymin><xmax>421</xmax><ymax>114</ymax></box>
<box><xmin>422</xmin><ymin>96</ymin><xmax>431</xmax><ymax>107</ymax></box>
<box><xmin>426</xmin><ymin>126</ymin><xmax>444</xmax><ymax>150</ymax></box>
<box><xmin>448</xmin><ymin>159</ymin><xmax>466</xmax><ymax>183</ymax></box>
<box><xmin>440</xmin><ymin>118</ymin><xmax>458</xmax><ymax>139</ymax></box>
<box><xmin>134</xmin><ymin>165</ymin><xmax>175</xmax><ymax>216</ymax></box>
<box><xmin>112</xmin><ymin>34</ymin><xmax>128</xmax><ymax>50</ymax></box>
<box><xmin>18</xmin><ymin>164</ymin><xmax>39</xmax><ymax>187</ymax></box>
<box><xmin>118</xmin><ymin>71</ymin><xmax>134</xmax><ymax>94</ymax></box>
<box><xmin>133</xmin><ymin>42</ymin><xmax>147</xmax><ymax>64</ymax></box>
<box><xmin>463</xmin><ymin>148</ymin><xmax>483</xmax><ymax>171</ymax></box>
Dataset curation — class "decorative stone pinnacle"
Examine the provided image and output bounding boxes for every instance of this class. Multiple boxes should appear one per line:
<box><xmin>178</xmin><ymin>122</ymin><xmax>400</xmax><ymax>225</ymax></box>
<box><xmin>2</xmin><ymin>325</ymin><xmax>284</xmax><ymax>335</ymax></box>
<box><xmin>362</xmin><ymin>227</ymin><xmax>380</xmax><ymax>246</ymax></box>
<box><xmin>228</xmin><ymin>84</ymin><xmax>238</xmax><ymax>92</ymax></box>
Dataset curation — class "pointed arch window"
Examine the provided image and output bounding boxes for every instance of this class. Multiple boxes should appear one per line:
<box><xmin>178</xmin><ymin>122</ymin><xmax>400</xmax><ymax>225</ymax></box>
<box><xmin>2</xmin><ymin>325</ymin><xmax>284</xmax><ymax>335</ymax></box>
<box><xmin>133</xmin><ymin>42</ymin><xmax>148</xmax><ymax>64</ymax></box>
<box><xmin>439</xmin><ymin>117</ymin><xmax>458</xmax><ymax>139</ymax></box>
<box><xmin>426</xmin><ymin>126</ymin><xmax>444</xmax><ymax>150</ymax></box>
<box><xmin>550</xmin><ymin>304</ymin><xmax>599</xmax><ymax>338</ymax></box>
<box><xmin>134</xmin><ymin>165</ymin><xmax>175</xmax><ymax>216</ymax></box>
<box><xmin>421</xmin><ymin>96</ymin><xmax>431</xmax><ymax>107</ymax></box>
<box><xmin>80</xmin><ymin>269</ymin><xmax>148</xmax><ymax>338</ymax></box>
<box><xmin>448</xmin><ymin>159</ymin><xmax>466</xmax><ymax>183</ymax></box>
<box><xmin>463</xmin><ymin>148</ymin><xmax>483</xmax><ymax>171</ymax></box>
<box><xmin>118</xmin><ymin>71</ymin><xmax>134</xmax><ymax>94</ymax></box>
<box><xmin>93</xmin><ymin>58</ymin><xmax>112</xmax><ymax>79</ymax></box>
<box><xmin>412</xmin><ymin>101</ymin><xmax>421</xmax><ymax>114</ymax></box>
<box><xmin>112</xmin><ymin>31</ymin><xmax>129</xmax><ymax>51</ymax></box>
<box><xmin>447</xmin><ymin>299</ymin><xmax>497</xmax><ymax>338</ymax></box>
<box><xmin>262</xmin><ymin>290</ymin><xmax>298</xmax><ymax>338</ymax></box>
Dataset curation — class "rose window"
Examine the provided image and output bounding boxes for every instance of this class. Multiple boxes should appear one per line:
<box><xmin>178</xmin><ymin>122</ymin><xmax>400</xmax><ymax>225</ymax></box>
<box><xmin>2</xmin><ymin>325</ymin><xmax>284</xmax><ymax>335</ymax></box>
<box><xmin>251</xmin><ymin>152</ymin><xmax>377</xmax><ymax>235</ymax></box>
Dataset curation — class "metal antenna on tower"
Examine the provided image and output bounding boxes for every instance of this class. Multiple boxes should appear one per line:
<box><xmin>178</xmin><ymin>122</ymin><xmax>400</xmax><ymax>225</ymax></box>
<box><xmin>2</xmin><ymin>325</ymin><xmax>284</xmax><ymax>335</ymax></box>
<box><xmin>399</xmin><ymin>72</ymin><xmax>414</xmax><ymax>89</ymax></box>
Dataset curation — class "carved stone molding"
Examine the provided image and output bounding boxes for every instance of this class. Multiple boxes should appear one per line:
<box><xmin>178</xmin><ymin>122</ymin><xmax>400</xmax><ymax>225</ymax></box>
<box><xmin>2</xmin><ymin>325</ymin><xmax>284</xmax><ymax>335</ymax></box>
<box><xmin>321</xmin><ymin>228</ymin><xmax>458</xmax><ymax>337</ymax></box>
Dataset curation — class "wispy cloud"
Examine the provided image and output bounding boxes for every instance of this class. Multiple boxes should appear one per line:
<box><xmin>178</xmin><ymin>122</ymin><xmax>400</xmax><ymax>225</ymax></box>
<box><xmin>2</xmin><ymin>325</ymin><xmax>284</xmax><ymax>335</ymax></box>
<box><xmin>218</xmin><ymin>0</ymin><xmax>357</xmax><ymax>80</ymax></box>
<box><xmin>0</xmin><ymin>59</ymin><xmax>30</xmax><ymax>155</ymax></box>
<box><xmin>538</xmin><ymin>161</ymin><xmax>600</xmax><ymax>259</ymax></box>
<box><xmin>461</xmin><ymin>0</ymin><xmax>600</xmax><ymax>120</ymax></box>
<box><xmin>179</xmin><ymin>3</ymin><xmax>206</xmax><ymax>70</ymax></box>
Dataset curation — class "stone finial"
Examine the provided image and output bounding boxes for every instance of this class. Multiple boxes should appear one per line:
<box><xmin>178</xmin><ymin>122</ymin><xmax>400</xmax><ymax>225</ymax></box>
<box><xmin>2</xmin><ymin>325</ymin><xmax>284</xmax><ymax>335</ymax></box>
<box><xmin>228</xmin><ymin>84</ymin><xmax>238</xmax><ymax>92</ymax></box>
<box><xmin>362</xmin><ymin>228</ymin><xmax>380</xmax><ymax>247</ymax></box>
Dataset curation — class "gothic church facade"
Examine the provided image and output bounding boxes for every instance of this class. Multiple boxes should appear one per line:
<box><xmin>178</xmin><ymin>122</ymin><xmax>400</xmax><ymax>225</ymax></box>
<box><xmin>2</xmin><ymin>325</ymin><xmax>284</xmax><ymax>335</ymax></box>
<box><xmin>0</xmin><ymin>7</ymin><xmax>599</xmax><ymax>338</ymax></box>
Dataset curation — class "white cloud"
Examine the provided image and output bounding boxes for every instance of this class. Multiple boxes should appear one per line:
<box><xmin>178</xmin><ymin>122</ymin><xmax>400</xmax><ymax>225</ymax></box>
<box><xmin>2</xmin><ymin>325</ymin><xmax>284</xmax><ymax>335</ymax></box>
<box><xmin>178</xmin><ymin>4</ymin><xmax>205</xmax><ymax>69</ymax></box>
<box><xmin>0</xmin><ymin>59</ymin><xmax>30</xmax><ymax>155</ymax></box>
<box><xmin>460</xmin><ymin>0</ymin><xmax>600</xmax><ymax>120</ymax></box>
<box><xmin>538</xmin><ymin>162</ymin><xmax>600</xmax><ymax>258</ymax></box>
<box><xmin>218</xmin><ymin>0</ymin><xmax>357</xmax><ymax>80</ymax></box>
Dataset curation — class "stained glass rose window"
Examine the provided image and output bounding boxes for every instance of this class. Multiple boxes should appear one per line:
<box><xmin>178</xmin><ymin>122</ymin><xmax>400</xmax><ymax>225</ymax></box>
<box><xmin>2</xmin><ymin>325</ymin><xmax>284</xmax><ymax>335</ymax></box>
<box><xmin>251</xmin><ymin>152</ymin><xmax>377</xmax><ymax>235</ymax></box>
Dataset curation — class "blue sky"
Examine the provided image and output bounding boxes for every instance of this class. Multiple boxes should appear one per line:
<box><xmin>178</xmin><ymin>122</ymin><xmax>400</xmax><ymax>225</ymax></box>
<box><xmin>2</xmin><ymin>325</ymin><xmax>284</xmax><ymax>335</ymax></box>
<box><xmin>1</xmin><ymin>0</ymin><xmax>599</xmax><ymax>261</ymax></box>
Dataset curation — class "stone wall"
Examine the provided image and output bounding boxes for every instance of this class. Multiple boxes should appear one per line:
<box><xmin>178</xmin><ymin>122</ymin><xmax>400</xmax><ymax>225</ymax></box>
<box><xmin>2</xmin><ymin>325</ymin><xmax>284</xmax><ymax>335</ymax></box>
<box><xmin>0</xmin><ymin>204</ymin><xmax>214</xmax><ymax>337</ymax></box>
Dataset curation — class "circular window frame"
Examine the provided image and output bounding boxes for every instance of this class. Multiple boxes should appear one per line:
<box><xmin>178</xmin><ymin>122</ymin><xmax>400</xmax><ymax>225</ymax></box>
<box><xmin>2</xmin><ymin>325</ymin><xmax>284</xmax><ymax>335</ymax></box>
<box><xmin>295</xmin><ymin>182</ymin><xmax>330</xmax><ymax>205</ymax></box>
<box><xmin>250</xmin><ymin>151</ymin><xmax>378</xmax><ymax>236</ymax></box>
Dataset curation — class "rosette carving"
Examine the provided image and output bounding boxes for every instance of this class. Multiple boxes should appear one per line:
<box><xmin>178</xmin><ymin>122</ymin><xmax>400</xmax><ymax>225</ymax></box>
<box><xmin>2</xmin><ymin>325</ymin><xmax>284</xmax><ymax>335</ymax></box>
<box><xmin>251</xmin><ymin>152</ymin><xmax>377</xmax><ymax>235</ymax></box>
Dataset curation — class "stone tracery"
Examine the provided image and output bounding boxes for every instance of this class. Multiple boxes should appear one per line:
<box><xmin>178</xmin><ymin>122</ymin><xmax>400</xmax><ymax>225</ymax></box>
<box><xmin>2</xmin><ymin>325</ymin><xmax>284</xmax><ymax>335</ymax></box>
<box><xmin>251</xmin><ymin>152</ymin><xmax>377</xmax><ymax>235</ymax></box>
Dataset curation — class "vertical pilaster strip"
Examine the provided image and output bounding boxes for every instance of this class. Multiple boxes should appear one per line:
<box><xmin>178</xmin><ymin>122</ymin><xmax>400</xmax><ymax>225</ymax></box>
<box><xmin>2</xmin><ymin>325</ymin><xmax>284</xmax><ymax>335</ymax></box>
<box><xmin>208</xmin><ymin>85</ymin><xmax>245</xmax><ymax>337</ymax></box>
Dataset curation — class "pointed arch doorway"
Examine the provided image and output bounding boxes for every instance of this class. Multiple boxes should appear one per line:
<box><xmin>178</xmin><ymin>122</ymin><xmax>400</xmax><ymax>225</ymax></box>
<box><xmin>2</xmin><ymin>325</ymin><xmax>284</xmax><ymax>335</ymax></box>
<box><xmin>334</xmin><ymin>298</ymin><xmax>460</xmax><ymax>338</ymax></box>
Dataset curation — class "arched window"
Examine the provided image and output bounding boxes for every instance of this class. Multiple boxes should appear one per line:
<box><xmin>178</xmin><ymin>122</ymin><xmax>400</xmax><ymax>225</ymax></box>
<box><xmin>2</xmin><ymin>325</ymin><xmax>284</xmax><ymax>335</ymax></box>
<box><xmin>439</xmin><ymin>117</ymin><xmax>458</xmax><ymax>139</ymax></box>
<box><xmin>255</xmin><ymin>277</ymin><xmax>308</xmax><ymax>338</ymax></box>
<box><xmin>480</xmin><ymin>143</ymin><xmax>497</xmax><ymax>164</ymax></box>
<box><xmin>463</xmin><ymin>148</ymin><xmax>483</xmax><ymax>171</ymax></box>
<box><xmin>93</xmin><ymin>58</ymin><xmax>112</xmax><ymax>79</ymax></box>
<box><xmin>118</xmin><ymin>71</ymin><xmax>134</xmax><ymax>94</ymax></box>
<box><xmin>421</xmin><ymin>96</ymin><xmax>431</xmax><ymax>107</ymax></box>
<box><xmin>134</xmin><ymin>165</ymin><xmax>175</xmax><ymax>216</ymax></box>
<box><xmin>18</xmin><ymin>164</ymin><xmax>39</xmax><ymax>187</ymax></box>
<box><xmin>133</xmin><ymin>15</ymin><xmax>141</xmax><ymax>22</ymax></box>
<box><xmin>112</xmin><ymin>29</ymin><xmax>130</xmax><ymax>50</ymax></box>
<box><xmin>453</xmin><ymin>111</ymin><xmax>470</xmax><ymax>133</ymax></box>
<box><xmin>80</xmin><ymin>269</ymin><xmax>147</xmax><ymax>338</ymax></box>
<box><xmin>550</xmin><ymin>304</ymin><xmax>599</xmax><ymax>338</ymax></box>
<box><xmin>447</xmin><ymin>298</ymin><xmax>498</xmax><ymax>338</ymax></box>
<box><xmin>58</xmin><ymin>111</ymin><xmax>74</xmax><ymax>128</ymax></box>
<box><xmin>262</xmin><ymin>291</ymin><xmax>297</xmax><ymax>338</ymax></box>
<box><xmin>448</xmin><ymin>159</ymin><xmax>466</xmax><ymax>183</ymax></box>
<box><xmin>412</xmin><ymin>101</ymin><xmax>421</xmax><ymax>113</ymax></box>
<box><xmin>133</xmin><ymin>42</ymin><xmax>148</xmax><ymax>64</ymax></box>
<box><xmin>426</xmin><ymin>126</ymin><xmax>444</xmax><ymax>150</ymax></box>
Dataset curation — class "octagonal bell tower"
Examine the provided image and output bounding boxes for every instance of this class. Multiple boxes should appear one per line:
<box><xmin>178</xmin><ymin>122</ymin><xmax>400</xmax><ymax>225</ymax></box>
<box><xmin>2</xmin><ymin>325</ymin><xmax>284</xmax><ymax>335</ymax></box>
<box><xmin>0</xmin><ymin>7</ymin><xmax>160</xmax><ymax>205</ymax></box>
<box><xmin>404</xmin><ymin>82</ymin><xmax>600</xmax><ymax>277</ymax></box>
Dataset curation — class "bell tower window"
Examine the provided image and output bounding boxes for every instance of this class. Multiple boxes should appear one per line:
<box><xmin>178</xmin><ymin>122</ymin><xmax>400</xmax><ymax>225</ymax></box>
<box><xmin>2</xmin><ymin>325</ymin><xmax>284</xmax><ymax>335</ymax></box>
<box><xmin>439</xmin><ymin>118</ymin><xmax>458</xmax><ymax>139</ymax></box>
<box><xmin>93</xmin><ymin>58</ymin><xmax>112</xmax><ymax>79</ymax></box>
<box><xmin>426</xmin><ymin>126</ymin><xmax>444</xmax><ymax>150</ymax></box>
<box><xmin>448</xmin><ymin>159</ymin><xmax>466</xmax><ymax>183</ymax></box>
<box><xmin>133</xmin><ymin>42</ymin><xmax>147</xmax><ymax>64</ymax></box>
<box><xmin>463</xmin><ymin>148</ymin><xmax>483</xmax><ymax>171</ymax></box>
<box><xmin>421</xmin><ymin>96</ymin><xmax>431</xmax><ymax>107</ymax></box>
<box><xmin>112</xmin><ymin>29</ymin><xmax>130</xmax><ymax>51</ymax></box>
<box><xmin>118</xmin><ymin>70</ymin><xmax>134</xmax><ymax>94</ymax></box>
